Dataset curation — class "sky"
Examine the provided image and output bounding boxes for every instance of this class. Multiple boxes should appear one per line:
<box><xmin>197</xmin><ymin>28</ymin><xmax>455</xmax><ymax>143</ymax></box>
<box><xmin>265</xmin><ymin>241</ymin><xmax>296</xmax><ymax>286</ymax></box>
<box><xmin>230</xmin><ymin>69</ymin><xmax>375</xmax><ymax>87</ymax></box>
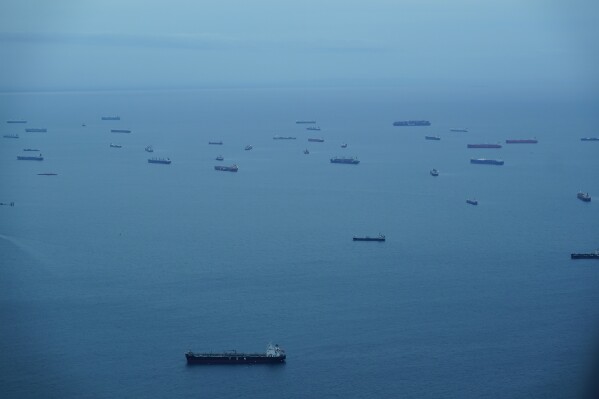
<box><xmin>0</xmin><ymin>0</ymin><xmax>598</xmax><ymax>96</ymax></box>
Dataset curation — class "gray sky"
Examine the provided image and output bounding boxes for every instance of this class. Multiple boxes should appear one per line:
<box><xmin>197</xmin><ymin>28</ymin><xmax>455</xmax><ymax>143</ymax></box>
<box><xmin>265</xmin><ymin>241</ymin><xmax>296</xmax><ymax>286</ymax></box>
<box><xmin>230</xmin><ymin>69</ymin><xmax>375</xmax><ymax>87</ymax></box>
<box><xmin>1</xmin><ymin>0</ymin><xmax>598</xmax><ymax>96</ymax></box>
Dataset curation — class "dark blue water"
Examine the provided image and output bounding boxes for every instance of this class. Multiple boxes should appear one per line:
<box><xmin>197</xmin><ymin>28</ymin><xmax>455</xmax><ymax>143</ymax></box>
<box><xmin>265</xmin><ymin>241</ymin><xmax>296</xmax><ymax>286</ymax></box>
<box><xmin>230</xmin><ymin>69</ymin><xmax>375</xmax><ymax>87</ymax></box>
<box><xmin>1</xmin><ymin>88</ymin><xmax>598</xmax><ymax>398</ymax></box>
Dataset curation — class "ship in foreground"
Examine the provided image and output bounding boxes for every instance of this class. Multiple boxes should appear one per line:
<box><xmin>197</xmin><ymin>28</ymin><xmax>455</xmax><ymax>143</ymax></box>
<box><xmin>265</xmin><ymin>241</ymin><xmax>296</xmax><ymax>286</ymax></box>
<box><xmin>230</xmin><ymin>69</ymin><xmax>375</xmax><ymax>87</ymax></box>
<box><xmin>353</xmin><ymin>234</ymin><xmax>386</xmax><ymax>242</ymax></box>
<box><xmin>577</xmin><ymin>192</ymin><xmax>591</xmax><ymax>202</ymax></box>
<box><xmin>186</xmin><ymin>343</ymin><xmax>285</xmax><ymax>365</ymax></box>
<box><xmin>571</xmin><ymin>250</ymin><xmax>599</xmax><ymax>259</ymax></box>
<box><xmin>330</xmin><ymin>156</ymin><xmax>359</xmax><ymax>164</ymax></box>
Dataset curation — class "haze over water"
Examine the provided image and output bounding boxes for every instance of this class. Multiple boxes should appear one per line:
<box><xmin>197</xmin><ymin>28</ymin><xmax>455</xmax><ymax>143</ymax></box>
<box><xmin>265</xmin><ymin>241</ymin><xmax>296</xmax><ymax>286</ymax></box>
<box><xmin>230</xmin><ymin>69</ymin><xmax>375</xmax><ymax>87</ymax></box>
<box><xmin>2</xmin><ymin>1</ymin><xmax>599</xmax><ymax>398</ymax></box>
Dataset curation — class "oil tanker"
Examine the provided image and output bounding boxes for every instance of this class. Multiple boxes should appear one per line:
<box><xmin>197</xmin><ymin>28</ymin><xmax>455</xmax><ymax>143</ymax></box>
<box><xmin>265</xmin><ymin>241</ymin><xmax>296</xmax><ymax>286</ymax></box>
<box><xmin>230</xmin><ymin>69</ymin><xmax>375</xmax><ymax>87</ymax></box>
<box><xmin>186</xmin><ymin>344</ymin><xmax>285</xmax><ymax>365</ymax></box>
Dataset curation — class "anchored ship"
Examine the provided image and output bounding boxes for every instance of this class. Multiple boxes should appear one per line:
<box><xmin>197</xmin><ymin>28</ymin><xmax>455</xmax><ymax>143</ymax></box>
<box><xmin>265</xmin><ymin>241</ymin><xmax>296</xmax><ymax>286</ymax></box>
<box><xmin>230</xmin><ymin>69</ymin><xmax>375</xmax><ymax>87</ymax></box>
<box><xmin>186</xmin><ymin>344</ymin><xmax>285</xmax><ymax>365</ymax></box>
<box><xmin>506</xmin><ymin>139</ymin><xmax>538</xmax><ymax>144</ymax></box>
<box><xmin>214</xmin><ymin>164</ymin><xmax>238</xmax><ymax>172</ymax></box>
<box><xmin>571</xmin><ymin>250</ymin><xmax>599</xmax><ymax>259</ymax></box>
<box><xmin>353</xmin><ymin>234</ymin><xmax>386</xmax><ymax>242</ymax></box>
<box><xmin>308</xmin><ymin>138</ymin><xmax>324</xmax><ymax>142</ymax></box>
<box><xmin>393</xmin><ymin>120</ymin><xmax>431</xmax><ymax>126</ymax></box>
<box><xmin>273</xmin><ymin>136</ymin><xmax>296</xmax><ymax>140</ymax></box>
<box><xmin>23</xmin><ymin>148</ymin><xmax>40</xmax><ymax>151</ymax></box>
<box><xmin>470</xmin><ymin>158</ymin><xmax>504</xmax><ymax>165</ymax></box>
<box><xmin>17</xmin><ymin>154</ymin><xmax>43</xmax><ymax>161</ymax></box>
<box><xmin>6</xmin><ymin>120</ymin><xmax>27</xmax><ymax>124</ymax></box>
<box><xmin>581</xmin><ymin>137</ymin><xmax>599</xmax><ymax>141</ymax></box>
<box><xmin>148</xmin><ymin>158</ymin><xmax>171</xmax><ymax>164</ymax></box>
<box><xmin>467</xmin><ymin>144</ymin><xmax>502</xmax><ymax>148</ymax></box>
<box><xmin>296</xmin><ymin>120</ymin><xmax>316</xmax><ymax>124</ymax></box>
<box><xmin>111</xmin><ymin>129</ymin><xmax>131</xmax><ymax>133</ymax></box>
<box><xmin>577</xmin><ymin>192</ymin><xmax>591</xmax><ymax>202</ymax></box>
<box><xmin>25</xmin><ymin>128</ymin><xmax>47</xmax><ymax>132</ymax></box>
<box><xmin>110</xmin><ymin>143</ymin><xmax>122</xmax><ymax>148</ymax></box>
<box><xmin>450</xmin><ymin>128</ymin><xmax>468</xmax><ymax>132</ymax></box>
<box><xmin>101</xmin><ymin>116</ymin><xmax>120</xmax><ymax>120</ymax></box>
<box><xmin>425</xmin><ymin>136</ymin><xmax>441</xmax><ymax>141</ymax></box>
<box><xmin>330</xmin><ymin>156</ymin><xmax>359</xmax><ymax>164</ymax></box>
<box><xmin>306</xmin><ymin>126</ymin><xmax>321</xmax><ymax>131</ymax></box>
<box><xmin>3</xmin><ymin>134</ymin><xmax>19</xmax><ymax>139</ymax></box>
<box><xmin>209</xmin><ymin>141</ymin><xmax>223</xmax><ymax>145</ymax></box>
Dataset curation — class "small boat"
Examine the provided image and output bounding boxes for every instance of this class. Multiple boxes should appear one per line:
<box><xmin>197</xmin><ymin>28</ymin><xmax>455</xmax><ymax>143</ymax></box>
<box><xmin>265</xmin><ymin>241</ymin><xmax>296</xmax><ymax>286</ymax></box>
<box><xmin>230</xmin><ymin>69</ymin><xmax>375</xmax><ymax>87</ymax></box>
<box><xmin>110</xmin><ymin>143</ymin><xmax>122</xmax><ymax>148</ymax></box>
<box><xmin>3</xmin><ymin>134</ymin><xmax>19</xmax><ymax>139</ymax></box>
<box><xmin>82</xmin><ymin>123</ymin><xmax>86</xmax><ymax>127</ymax></box>
<box><xmin>341</xmin><ymin>143</ymin><xmax>348</xmax><ymax>148</ymax></box>
<box><xmin>571</xmin><ymin>249</ymin><xmax>599</xmax><ymax>259</ymax></box>
<box><xmin>148</xmin><ymin>158</ymin><xmax>171</xmax><ymax>164</ymax></box>
<box><xmin>577</xmin><ymin>192</ymin><xmax>591</xmax><ymax>202</ymax></box>
<box><xmin>209</xmin><ymin>141</ymin><xmax>223</xmax><ymax>145</ymax></box>
<box><xmin>308</xmin><ymin>138</ymin><xmax>324</xmax><ymax>142</ymax></box>
<box><xmin>214</xmin><ymin>164</ymin><xmax>238</xmax><ymax>172</ymax></box>
<box><xmin>430</xmin><ymin>169</ymin><xmax>439</xmax><ymax>176</ymax></box>
<box><xmin>245</xmin><ymin>145</ymin><xmax>253</xmax><ymax>151</ymax></box>
<box><xmin>145</xmin><ymin>145</ymin><xmax>154</xmax><ymax>152</ymax></box>
<box><xmin>216</xmin><ymin>155</ymin><xmax>224</xmax><ymax>161</ymax></box>
<box><xmin>353</xmin><ymin>234</ymin><xmax>386</xmax><ymax>242</ymax></box>
<box><xmin>17</xmin><ymin>154</ymin><xmax>44</xmax><ymax>161</ymax></box>
<box><xmin>466</xmin><ymin>199</ymin><xmax>478</xmax><ymax>206</ymax></box>
<box><xmin>425</xmin><ymin>136</ymin><xmax>441</xmax><ymax>141</ymax></box>
<box><xmin>303</xmin><ymin>149</ymin><xmax>310</xmax><ymax>154</ymax></box>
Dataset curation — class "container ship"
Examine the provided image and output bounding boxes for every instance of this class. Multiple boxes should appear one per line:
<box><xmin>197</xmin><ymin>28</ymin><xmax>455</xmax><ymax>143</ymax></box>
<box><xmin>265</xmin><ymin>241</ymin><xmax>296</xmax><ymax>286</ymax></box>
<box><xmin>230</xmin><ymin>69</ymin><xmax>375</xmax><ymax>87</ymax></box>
<box><xmin>186</xmin><ymin>344</ymin><xmax>285</xmax><ymax>365</ymax></box>
<box><xmin>25</xmin><ymin>128</ymin><xmax>47</xmax><ymax>132</ymax></box>
<box><xmin>111</xmin><ymin>129</ymin><xmax>131</xmax><ymax>133</ymax></box>
<box><xmin>467</xmin><ymin>144</ymin><xmax>502</xmax><ymax>148</ymax></box>
<box><xmin>148</xmin><ymin>158</ymin><xmax>171</xmax><ymax>164</ymax></box>
<box><xmin>393</xmin><ymin>120</ymin><xmax>431</xmax><ymax>126</ymax></box>
<box><xmin>353</xmin><ymin>234</ymin><xmax>385</xmax><ymax>242</ymax></box>
<box><xmin>425</xmin><ymin>136</ymin><xmax>441</xmax><ymax>140</ymax></box>
<box><xmin>308</xmin><ymin>138</ymin><xmax>324</xmax><ymax>142</ymax></box>
<box><xmin>506</xmin><ymin>139</ymin><xmax>538</xmax><ymax>144</ymax></box>
<box><xmin>214</xmin><ymin>164</ymin><xmax>238</xmax><ymax>172</ymax></box>
<box><xmin>17</xmin><ymin>154</ymin><xmax>43</xmax><ymax>161</ymax></box>
<box><xmin>581</xmin><ymin>137</ymin><xmax>599</xmax><ymax>141</ymax></box>
<box><xmin>571</xmin><ymin>250</ymin><xmax>599</xmax><ymax>259</ymax></box>
<box><xmin>470</xmin><ymin>158</ymin><xmax>504</xmax><ymax>165</ymax></box>
<box><xmin>330</xmin><ymin>156</ymin><xmax>360</xmax><ymax>164</ymax></box>
<box><xmin>101</xmin><ymin>116</ymin><xmax>120</xmax><ymax>120</ymax></box>
<box><xmin>577</xmin><ymin>192</ymin><xmax>591</xmax><ymax>202</ymax></box>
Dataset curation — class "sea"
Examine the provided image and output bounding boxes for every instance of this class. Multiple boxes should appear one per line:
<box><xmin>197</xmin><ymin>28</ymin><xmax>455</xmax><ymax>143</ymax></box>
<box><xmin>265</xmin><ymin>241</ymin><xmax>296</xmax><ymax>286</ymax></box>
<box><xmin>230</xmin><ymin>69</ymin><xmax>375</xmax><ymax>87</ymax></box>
<box><xmin>1</xmin><ymin>87</ymin><xmax>598</xmax><ymax>398</ymax></box>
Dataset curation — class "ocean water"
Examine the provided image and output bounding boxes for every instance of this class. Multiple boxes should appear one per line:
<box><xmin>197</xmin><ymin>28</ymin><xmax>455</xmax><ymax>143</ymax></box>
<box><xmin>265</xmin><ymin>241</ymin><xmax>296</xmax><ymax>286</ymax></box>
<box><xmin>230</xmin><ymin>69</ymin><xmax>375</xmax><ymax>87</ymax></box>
<box><xmin>1</xmin><ymin>87</ymin><xmax>598</xmax><ymax>398</ymax></box>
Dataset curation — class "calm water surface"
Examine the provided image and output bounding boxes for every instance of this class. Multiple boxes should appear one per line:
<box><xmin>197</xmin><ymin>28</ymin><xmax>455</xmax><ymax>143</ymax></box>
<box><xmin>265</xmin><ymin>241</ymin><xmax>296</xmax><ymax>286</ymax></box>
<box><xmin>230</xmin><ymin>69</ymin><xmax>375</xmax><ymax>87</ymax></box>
<box><xmin>1</xmin><ymin>88</ymin><xmax>598</xmax><ymax>398</ymax></box>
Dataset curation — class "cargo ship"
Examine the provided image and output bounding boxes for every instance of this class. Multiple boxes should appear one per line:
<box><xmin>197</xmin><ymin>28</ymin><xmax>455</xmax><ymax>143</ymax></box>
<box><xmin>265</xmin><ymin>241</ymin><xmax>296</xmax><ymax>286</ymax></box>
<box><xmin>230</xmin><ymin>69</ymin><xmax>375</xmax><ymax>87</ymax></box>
<box><xmin>209</xmin><ymin>141</ymin><xmax>223</xmax><ymax>145</ymax></box>
<box><xmin>467</xmin><ymin>144</ymin><xmax>502</xmax><ymax>148</ymax></box>
<box><xmin>296</xmin><ymin>120</ymin><xmax>316</xmax><ymax>124</ymax></box>
<box><xmin>101</xmin><ymin>116</ymin><xmax>120</xmax><ymax>121</ymax></box>
<box><xmin>353</xmin><ymin>234</ymin><xmax>386</xmax><ymax>242</ymax></box>
<box><xmin>6</xmin><ymin>120</ymin><xmax>27</xmax><ymax>124</ymax></box>
<box><xmin>23</xmin><ymin>148</ymin><xmax>40</xmax><ymax>151</ymax></box>
<box><xmin>571</xmin><ymin>250</ymin><xmax>599</xmax><ymax>259</ymax></box>
<box><xmin>306</xmin><ymin>126</ymin><xmax>321</xmax><ymax>131</ymax></box>
<box><xmin>581</xmin><ymin>137</ymin><xmax>599</xmax><ymax>141</ymax></box>
<box><xmin>110</xmin><ymin>143</ymin><xmax>122</xmax><ymax>148</ymax></box>
<box><xmin>425</xmin><ymin>136</ymin><xmax>441</xmax><ymax>140</ymax></box>
<box><xmin>330</xmin><ymin>156</ymin><xmax>359</xmax><ymax>164</ymax></box>
<box><xmin>466</xmin><ymin>199</ymin><xmax>478</xmax><ymax>206</ymax></box>
<box><xmin>308</xmin><ymin>138</ymin><xmax>324</xmax><ymax>142</ymax></box>
<box><xmin>506</xmin><ymin>139</ymin><xmax>538</xmax><ymax>144</ymax></box>
<box><xmin>393</xmin><ymin>120</ymin><xmax>431</xmax><ymax>126</ymax></box>
<box><xmin>214</xmin><ymin>164</ymin><xmax>238</xmax><ymax>172</ymax></box>
<box><xmin>273</xmin><ymin>136</ymin><xmax>296</xmax><ymax>140</ymax></box>
<box><xmin>17</xmin><ymin>154</ymin><xmax>43</xmax><ymax>161</ymax></box>
<box><xmin>450</xmin><ymin>128</ymin><xmax>468</xmax><ymax>132</ymax></box>
<box><xmin>186</xmin><ymin>344</ymin><xmax>285</xmax><ymax>365</ymax></box>
<box><xmin>3</xmin><ymin>134</ymin><xmax>19</xmax><ymax>139</ymax></box>
<box><xmin>25</xmin><ymin>128</ymin><xmax>47</xmax><ymax>132</ymax></box>
<box><xmin>148</xmin><ymin>158</ymin><xmax>171</xmax><ymax>164</ymax></box>
<box><xmin>577</xmin><ymin>192</ymin><xmax>591</xmax><ymax>202</ymax></box>
<box><xmin>430</xmin><ymin>168</ymin><xmax>439</xmax><ymax>176</ymax></box>
<box><xmin>470</xmin><ymin>158</ymin><xmax>504</xmax><ymax>165</ymax></box>
<box><xmin>111</xmin><ymin>129</ymin><xmax>131</xmax><ymax>133</ymax></box>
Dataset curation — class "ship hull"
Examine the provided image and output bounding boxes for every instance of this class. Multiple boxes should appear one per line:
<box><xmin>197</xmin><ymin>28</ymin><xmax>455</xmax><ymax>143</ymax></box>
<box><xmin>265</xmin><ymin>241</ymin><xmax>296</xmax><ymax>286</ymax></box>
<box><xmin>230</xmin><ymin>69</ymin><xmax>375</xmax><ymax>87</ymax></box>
<box><xmin>186</xmin><ymin>354</ymin><xmax>285</xmax><ymax>365</ymax></box>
